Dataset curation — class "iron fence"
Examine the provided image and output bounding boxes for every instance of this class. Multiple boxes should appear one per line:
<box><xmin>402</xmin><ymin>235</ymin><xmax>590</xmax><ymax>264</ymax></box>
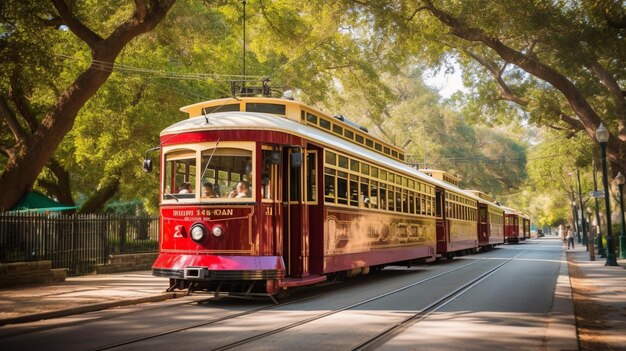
<box><xmin>0</xmin><ymin>213</ymin><xmax>159</xmax><ymax>275</ymax></box>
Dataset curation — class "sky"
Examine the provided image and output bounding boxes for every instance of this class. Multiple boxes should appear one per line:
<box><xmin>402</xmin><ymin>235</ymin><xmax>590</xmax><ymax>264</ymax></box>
<box><xmin>422</xmin><ymin>64</ymin><xmax>466</xmax><ymax>99</ymax></box>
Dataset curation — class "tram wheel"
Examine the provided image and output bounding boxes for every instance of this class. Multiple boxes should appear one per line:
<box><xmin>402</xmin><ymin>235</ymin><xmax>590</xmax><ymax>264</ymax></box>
<box><xmin>275</xmin><ymin>288</ymin><xmax>291</xmax><ymax>300</ymax></box>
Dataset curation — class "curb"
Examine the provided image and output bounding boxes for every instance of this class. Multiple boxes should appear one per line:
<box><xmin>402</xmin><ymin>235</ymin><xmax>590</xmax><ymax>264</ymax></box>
<box><xmin>0</xmin><ymin>292</ymin><xmax>179</xmax><ymax>327</ymax></box>
<box><xmin>544</xmin><ymin>249</ymin><xmax>579</xmax><ymax>351</ymax></box>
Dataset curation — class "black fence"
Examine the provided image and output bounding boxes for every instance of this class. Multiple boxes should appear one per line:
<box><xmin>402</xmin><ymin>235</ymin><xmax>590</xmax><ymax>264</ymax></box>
<box><xmin>0</xmin><ymin>213</ymin><xmax>159</xmax><ymax>276</ymax></box>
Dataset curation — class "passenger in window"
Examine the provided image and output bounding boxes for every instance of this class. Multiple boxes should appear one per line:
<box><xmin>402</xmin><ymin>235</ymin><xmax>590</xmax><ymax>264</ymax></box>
<box><xmin>229</xmin><ymin>181</ymin><xmax>251</xmax><ymax>198</ymax></box>
<box><xmin>202</xmin><ymin>183</ymin><xmax>218</xmax><ymax>198</ymax></box>
<box><xmin>178</xmin><ymin>182</ymin><xmax>192</xmax><ymax>194</ymax></box>
<box><xmin>361</xmin><ymin>192</ymin><xmax>370</xmax><ymax>205</ymax></box>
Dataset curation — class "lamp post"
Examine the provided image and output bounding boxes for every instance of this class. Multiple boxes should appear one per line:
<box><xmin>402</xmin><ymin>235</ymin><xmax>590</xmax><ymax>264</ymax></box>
<box><xmin>616</xmin><ymin>172</ymin><xmax>625</xmax><ymax>259</ymax></box>
<box><xmin>577</xmin><ymin>168</ymin><xmax>588</xmax><ymax>247</ymax></box>
<box><xmin>571</xmin><ymin>200</ymin><xmax>578</xmax><ymax>242</ymax></box>
<box><xmin>596</xmin><ymin>123</ymin><xmax>618</xmax><ymax>266</ymax></box>
<box><xmin>593</xmin><ymin>158</ymin><xmax>605</xmax><ymax>257</ymax></box>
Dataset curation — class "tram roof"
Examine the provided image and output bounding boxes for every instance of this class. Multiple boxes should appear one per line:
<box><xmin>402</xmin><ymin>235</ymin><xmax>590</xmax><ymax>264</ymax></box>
<box><xmin>161</xmin><ymin>111</ymin><xmax>504</xmax><ymax>209</ymax></box>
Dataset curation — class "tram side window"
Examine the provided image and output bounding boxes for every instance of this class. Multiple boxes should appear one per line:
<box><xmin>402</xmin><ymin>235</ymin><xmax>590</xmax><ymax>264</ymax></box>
<box><xmin>163</xmin><ymin>150</ymin><xmax>196</xmax><ymax>200</ymax></box>
<box><xmin>289</xmin><ymin>150</ymin><xmax>301</xmax><ymax>202</ymax></box>
<box><xmin>379</xmin><ymin>183</ymin><xmax>387</xmax><ymax>210</ymax></box>
<box><xmin>306</xmin><ymin>151</ymin><xmax>317</xmax><ymax>202</ymax></box>
<box><xmin>324</xmin><ymin>168</ymin><xmax>336</xmax><ymax>203</ymax></box>
<box><xmin>415</xmin><ymin>194</ymin><xmax>421</xmax><ymax>214</ymax></box>
<box><xmin>261</xmin><ymin>150</ymin><xmax>274</xmax><ymax>200</ymax></box>
<box><xmin>388</xmin><ymin>186</ymin><xmax>395</xmax><ymax>212</ymax></box>
<box><xmin>349</xmin><ymin>177</ymin><xmax>359</xmax><ymax>207</ymax></box>
<box><xmin>360</xmin><ymin>181</ymin><xmax>370</xmax><ymax>208</ymax></box>
<box><xmin>336</xmin><ymin>171</ymin><xmax>348</xmax><ymax>205</ymax></box>
<box><xmin>200</xmin><ymin>147</ymin><xmax>253</xmax><ymax>200</ymax></box>
<box><xmin>369</xmin><ymin>181</ymin><xmax>379</xmax><ymax>209</ymax></box>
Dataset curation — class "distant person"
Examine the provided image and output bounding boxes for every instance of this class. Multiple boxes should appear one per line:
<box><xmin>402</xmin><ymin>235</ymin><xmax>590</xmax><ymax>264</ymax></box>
<box><xmin>202</xmin><ymin>183</ymin><xmax>218</xmax><ymax>198</ymax></box>
<box><xmin>178</xmin><ymin>182</ymin><xmax>191</xmax><ymax>194</ymax></box>
<box><xmin>228</xmin><ymin>181</ymin><xmax>251</xmax><ymax>198</ymax></box>
<box><xmin>567</xmin><ymin>225</ymin><xmax>575</xmax><ymax>249</ymax></box>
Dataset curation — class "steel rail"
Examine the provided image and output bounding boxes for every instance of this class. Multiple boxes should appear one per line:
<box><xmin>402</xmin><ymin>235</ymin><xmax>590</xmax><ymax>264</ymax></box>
<box><xmin>209</xmin><ymin>255</ymin><xmax>500</xmax><ymax>351</ymax></box>
<box><xmin>87</xmin><ymin>265</ymin><xmax>427</xmax><ymax>351</ymax></box>
<box><xmin>86</xmin><ymin>257</ymin><xmax>488</xmax><ymax>351</ymax></box>
<box><xmin>351</xmin><ymin>249</ymin><xmax>529</xmax><ymax>351</ymax></box>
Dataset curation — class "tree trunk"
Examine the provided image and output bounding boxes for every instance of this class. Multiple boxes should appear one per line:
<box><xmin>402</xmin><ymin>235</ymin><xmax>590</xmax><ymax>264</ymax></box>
<box><xmin>78</xmin><ymin>176</ymin><xmax>121</xmax><ymax>214</ymax></box>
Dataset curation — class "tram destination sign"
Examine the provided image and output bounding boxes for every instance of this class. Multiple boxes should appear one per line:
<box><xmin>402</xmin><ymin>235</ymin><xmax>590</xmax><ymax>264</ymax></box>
<box><xmin>589</xmin><ymin>191</ymin><xmax>605</xmax><ymax>198</ymax></box>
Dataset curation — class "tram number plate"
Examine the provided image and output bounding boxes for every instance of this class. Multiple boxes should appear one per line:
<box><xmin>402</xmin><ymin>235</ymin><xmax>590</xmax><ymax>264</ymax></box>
<box><xmin>265</xmin><ymin>207</ymin><xmax>273</xmax><ymax>215</ymax></box>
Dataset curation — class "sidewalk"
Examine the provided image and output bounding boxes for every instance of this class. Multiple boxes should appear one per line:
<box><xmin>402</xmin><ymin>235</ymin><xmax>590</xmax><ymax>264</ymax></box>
<box><xmin>0</xmin><ymin>271</ymin><xmax>175</xmax><ymax>326</ymax></box>
<box><xmin>565</xmin><ymin>240</ymin><xmax>626</xmax><ymax>351</ymax></box>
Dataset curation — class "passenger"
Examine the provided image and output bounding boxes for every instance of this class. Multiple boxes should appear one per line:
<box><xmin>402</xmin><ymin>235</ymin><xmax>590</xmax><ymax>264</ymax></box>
<box><xmin>178</xmin><ymin>182</ymin><xmax>191</xmax><ymax>194</ymax></box>
<box><xmin>566</xmin><ymin>225</ymin><xmax>575</xmax><ymax>249</ymax></box>
<box><xmin>202</xmin><ymin>183</ymin><xmax>218</xmax><ymax>198</ymax></box>
<box><xmin>228</xmin><ymin>181</ymin><xmax>251</xmax><ymax>198</ymax></box>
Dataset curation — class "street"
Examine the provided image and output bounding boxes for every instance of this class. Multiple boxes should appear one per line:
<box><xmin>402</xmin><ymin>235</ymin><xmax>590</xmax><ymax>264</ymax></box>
<box><xmin>0</xmin><ymin>239</ymin><xmax>574</xmax><ymax>351</ymax></box>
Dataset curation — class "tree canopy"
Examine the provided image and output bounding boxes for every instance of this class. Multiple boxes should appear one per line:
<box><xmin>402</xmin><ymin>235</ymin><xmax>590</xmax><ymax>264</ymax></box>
<box><xmin>3</xmin><ymin>0</ymin><xmax>619</xmax><ymax>226</ymax></box>
<box><xmin>344</xmin><ymin>0</ymin><xmax>625</xmax><ymax>176</ymax></box>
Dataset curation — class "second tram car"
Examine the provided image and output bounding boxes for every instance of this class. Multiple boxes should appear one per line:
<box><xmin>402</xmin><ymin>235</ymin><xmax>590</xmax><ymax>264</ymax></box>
<box><xmin>150</xmin><ymin>95</ymin><xmax>527</xmax><ymax>298</ymax></box>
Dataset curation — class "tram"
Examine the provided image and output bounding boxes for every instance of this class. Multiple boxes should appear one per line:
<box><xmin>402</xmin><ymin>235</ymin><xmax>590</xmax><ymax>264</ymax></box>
<box><xmin>466</xmin><ymin>190</ymin><xmax>505</xmax><ymax>249</ymax></box>
<box><xmin>503</xmin><ymin>206</ymin><xmax>522</xmax><ymax>243</ymax></box>
<box><xmin>149</xmin><ymin>92</ymin><xmax>525</xmax><ymax>298</ymax></box>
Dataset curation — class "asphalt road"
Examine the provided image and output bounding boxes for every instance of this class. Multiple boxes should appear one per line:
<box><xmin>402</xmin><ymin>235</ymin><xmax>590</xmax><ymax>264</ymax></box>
<box><xmin>0</xmin><ymin>239</ymin><xmax>570</xmax><ymax>351</ymax></box>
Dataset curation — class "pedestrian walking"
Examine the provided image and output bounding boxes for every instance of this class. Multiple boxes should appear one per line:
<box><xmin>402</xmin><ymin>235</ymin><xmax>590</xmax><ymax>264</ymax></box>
<box><xmin>566</xmin><ymin>225</ymin><xmax>575</xmax><ymax>249</ymax></box>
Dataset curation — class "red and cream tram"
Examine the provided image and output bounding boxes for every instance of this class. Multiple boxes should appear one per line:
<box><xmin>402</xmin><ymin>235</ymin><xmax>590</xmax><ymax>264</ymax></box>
<box><xmin>467</xmin><ymin>190</ymin><xmax>505</xmax><ymax>249</ymax></box>
<box><xmin>520</xmin><ymin>213</ymin><xmax>530</xmax><ymax>240</ymax></box>
<box><xmin>503</xmin><ymin>206</ymin><xmax>522</xmax><ymax>243</ymax></box>
<box><xmin>151</xmin><ymin>95</ymin><xmax>524</xmax><ymax>298</ymax></box>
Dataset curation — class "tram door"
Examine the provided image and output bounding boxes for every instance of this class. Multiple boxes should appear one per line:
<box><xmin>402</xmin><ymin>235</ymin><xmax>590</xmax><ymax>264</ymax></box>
<box><xmin>261</xmin><ymin>147</ymin><xmax>283</xmax><ymax>268</ymax></box>
<box><xmin>478</xmin><ymin>204</ymin><xmax>489</xmax><ymax>245</ymax></box>
<box><xmin>435</xmin><ymin>187</ymin><xmax>447</xmax><ymax>254</ymax></box>
<box><xmin>282</xmin><ymin>147</ymin><xmax>306</xmax><ymax>277</ymax></box>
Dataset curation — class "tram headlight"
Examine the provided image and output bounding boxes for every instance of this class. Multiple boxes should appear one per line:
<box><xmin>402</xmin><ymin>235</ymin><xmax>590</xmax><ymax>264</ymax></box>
<box><xmin>190</xmin><ymin>223</ymin><xmax>207</xmax><ymax>242</ymax></box>
<box><xmin>212</xmin><ymin>225</ymin><xmax>224</xmax><ymax>237</ymax></box>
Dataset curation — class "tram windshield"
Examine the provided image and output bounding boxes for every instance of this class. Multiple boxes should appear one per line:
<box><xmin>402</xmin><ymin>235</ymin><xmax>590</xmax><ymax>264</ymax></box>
<box><xmin>162</xmin><ymin>146</ymin><xmax>254</xmax><ymax>202</ymax></box>
<box><xmin>200</xmin><ymin>147</ymin><xmax>253</xmax><ymax>200</ymax></box>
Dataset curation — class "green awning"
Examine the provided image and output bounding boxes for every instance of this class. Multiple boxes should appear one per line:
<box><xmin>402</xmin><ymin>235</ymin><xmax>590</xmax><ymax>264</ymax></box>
<box><xmin>10</xmin><ymin>191</ymin><xmax>77</xmax><ymax>213</ymax></box>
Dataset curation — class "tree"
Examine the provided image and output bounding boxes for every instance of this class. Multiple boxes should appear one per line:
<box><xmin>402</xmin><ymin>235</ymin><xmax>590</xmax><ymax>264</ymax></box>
<box><xmin>0</xmin><ymin>0</ymin><xmax>175</xmax><ymax>211</ymax></box>
<box><xmin>346</xmin><ymin>0</ymin><xmax>625</xmax><ymax>178</ymax></box>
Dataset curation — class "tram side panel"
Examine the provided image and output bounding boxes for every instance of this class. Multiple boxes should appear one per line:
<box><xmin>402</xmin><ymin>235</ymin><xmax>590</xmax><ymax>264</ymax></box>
<box><xmin>322</xmin><ymin>207</ymin><xmax>437</xmax><ymax>273</ymax></box>
<box><xmin>436</xmin><ymin>188</ymin><xmax>479</xmax><ymax>256</ymax></box>
<box><xmin>489</xmin><ymin>209</ymin><xmax>505</xmax><ymax>246</ymax></box>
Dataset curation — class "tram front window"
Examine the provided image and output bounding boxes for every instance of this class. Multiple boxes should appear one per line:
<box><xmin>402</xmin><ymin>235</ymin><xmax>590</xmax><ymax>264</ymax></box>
<box><xmin>163</xmin><ymin>150</ymin><xmax>196</xmax><ymax>200</ymax></box>
<box><xmin>201</xmin><ymin>147</ymin><xmax>254</xmax><ymax>200</ymax></box>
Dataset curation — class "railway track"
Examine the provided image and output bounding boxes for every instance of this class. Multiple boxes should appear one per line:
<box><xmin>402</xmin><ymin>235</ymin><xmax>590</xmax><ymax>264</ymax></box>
<box><xmin>89</xmin><ymin>250</ymin><xmax>518</xmax><ymax>351</ymax></box>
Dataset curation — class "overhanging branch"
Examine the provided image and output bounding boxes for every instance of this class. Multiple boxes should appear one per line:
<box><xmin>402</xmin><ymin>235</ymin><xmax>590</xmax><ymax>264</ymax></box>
<box><xmin>51</xmin><ymin>0</ymin><xmax>103</xmax><ymax>50</ymax></box>
<box><xmin>0</xmin><ymin>96</ymin><xmax>26</xmax><ymax>142</ymax></box>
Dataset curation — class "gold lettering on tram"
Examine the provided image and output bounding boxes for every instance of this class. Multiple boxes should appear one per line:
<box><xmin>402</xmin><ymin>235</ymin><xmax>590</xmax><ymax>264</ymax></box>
<box><xmin>195</xmin><ymin>208</ymin><xmax>234</xmax><ymax>216</ymax></box>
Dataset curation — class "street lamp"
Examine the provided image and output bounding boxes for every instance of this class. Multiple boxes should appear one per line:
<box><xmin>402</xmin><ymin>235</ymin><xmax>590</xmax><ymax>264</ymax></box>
<box><xmin>616</xmin><ymin>171</ymin><xmax>625</xmax><ymax>259</ymax></box>
<box><xmin>596</xmin><ymin>123</ymin><xmax>618</xmax><ymax>266</ymax></box>
<box><xmin>572</xmin><ymin>200</ymin><xmax>581</xmax><ymax>243</ymax></box>
<box><xmin>593</xmin><ymin>158</ymin><xmax>605</xmax><ymax>257</ymax></box>
<box><xmin>577</xmin><ymin>168</ymin><xmax>588</xmax><ymax>247</ymax></box>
